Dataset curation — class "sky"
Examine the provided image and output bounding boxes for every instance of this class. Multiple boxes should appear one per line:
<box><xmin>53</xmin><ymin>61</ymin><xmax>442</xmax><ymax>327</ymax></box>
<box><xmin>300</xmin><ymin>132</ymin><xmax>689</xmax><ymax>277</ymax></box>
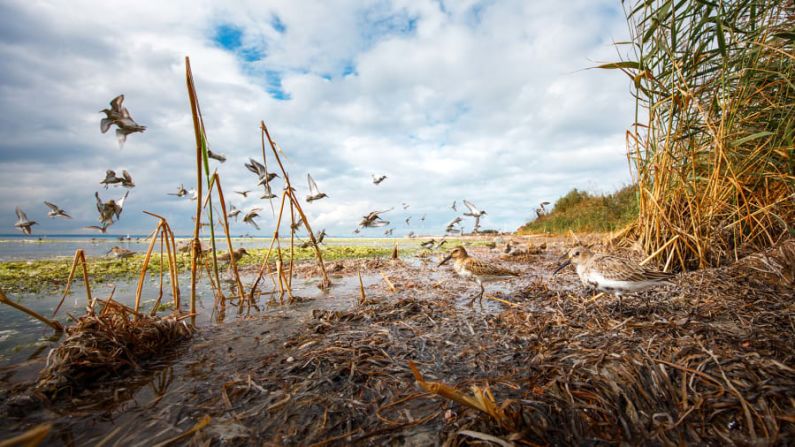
<box><xmin>0</xmin><ymin>0</ymin><xmax>635</xmax><ymax>237</ymax></box>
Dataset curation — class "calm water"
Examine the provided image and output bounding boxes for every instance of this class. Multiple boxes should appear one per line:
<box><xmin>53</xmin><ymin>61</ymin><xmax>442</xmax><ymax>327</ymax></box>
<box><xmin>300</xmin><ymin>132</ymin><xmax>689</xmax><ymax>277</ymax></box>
<box><xmin>0</xmin><ymin>235</ymin><xmax>418</xmax><ymax>368</ymax></box>
<box><xmin>0</xmin><ymin>234</ymin><xmax>403</xmax><ymax>261</ymax></box>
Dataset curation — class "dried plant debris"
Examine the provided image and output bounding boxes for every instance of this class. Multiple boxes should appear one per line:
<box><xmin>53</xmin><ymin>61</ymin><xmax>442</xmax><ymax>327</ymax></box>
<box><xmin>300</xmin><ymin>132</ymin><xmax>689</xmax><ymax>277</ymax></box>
<box><xmin>1</xmin><ymin>240</ymin><xmax>793</xmax><ymax>445</ymax></box>
<box><xmin>35</xmin><ymin>307</ymin><xmax>193</xmax><ymax>397</ymax></box>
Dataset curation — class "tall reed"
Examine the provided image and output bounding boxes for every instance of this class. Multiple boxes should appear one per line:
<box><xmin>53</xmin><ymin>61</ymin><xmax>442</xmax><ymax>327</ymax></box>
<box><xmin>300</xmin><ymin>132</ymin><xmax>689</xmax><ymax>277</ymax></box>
<box><xmin>604</xmin><ymin>0</ymin><xmax>794</xmax><ymax>270</ymax></box>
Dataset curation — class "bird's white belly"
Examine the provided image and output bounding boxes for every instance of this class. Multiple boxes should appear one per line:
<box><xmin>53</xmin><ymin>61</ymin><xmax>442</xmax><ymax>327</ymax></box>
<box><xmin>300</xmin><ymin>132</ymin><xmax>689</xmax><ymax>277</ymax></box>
<box><xmin>453</xmin><ymin>263</ymin><xmax>473</xmax><ymax>278</ymax></box>
<box><xmin>578</xmin><ymin>269</ymin><xmax>657</xmax><ymax>293</ymax></box>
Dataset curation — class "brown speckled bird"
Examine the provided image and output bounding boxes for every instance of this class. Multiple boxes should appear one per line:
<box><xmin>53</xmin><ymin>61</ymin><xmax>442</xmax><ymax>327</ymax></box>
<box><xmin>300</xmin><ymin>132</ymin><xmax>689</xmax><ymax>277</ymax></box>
<box><xmin>553</xmin><ymin>246</ymin><xmax>674</xmax><ymax>308</ymax></box>
<box><xmin>217</xmin><ymin>247</ymin><xmax>248</xmax><ymax>262</ymax></box>
<box><xmin>439</xmin><ymin>246</ymin><xmax>518</xmax><ymax>307</ymax></box>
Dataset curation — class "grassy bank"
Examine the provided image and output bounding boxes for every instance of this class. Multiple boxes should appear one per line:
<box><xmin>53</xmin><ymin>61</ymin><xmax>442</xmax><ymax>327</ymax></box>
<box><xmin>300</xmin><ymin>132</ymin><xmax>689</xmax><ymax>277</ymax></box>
<box><xmin>518</xmin><ymin>185</ymin><xmax>638</xmax><ymax>234</ymax></box>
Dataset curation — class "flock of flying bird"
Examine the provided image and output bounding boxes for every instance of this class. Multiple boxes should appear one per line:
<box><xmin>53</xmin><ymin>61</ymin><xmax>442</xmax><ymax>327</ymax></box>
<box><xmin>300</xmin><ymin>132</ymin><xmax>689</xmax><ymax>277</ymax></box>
<box><xmin>12</xmin><ymin>93</ymin><xmax>495</xmax><ymax>241</ymax></box>
<box><xmin>14</xmin><ymin>95</ymin><xmax>144</xmax><ymax>236</ymax></box>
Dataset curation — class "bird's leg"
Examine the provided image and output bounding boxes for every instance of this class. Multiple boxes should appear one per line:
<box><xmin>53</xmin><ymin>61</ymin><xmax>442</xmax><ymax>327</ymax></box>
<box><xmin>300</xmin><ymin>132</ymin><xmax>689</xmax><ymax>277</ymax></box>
<box><xmin>478</xmin><ymin>281</ymin><xmax>485</xmax><ymax>309</ymax></box>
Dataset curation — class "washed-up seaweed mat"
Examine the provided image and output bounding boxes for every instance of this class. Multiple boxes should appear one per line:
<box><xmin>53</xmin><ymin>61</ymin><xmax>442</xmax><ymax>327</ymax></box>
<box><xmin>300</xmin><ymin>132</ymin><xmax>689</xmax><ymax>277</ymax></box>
<box><xmin>187</xmin><ymin>242</ymin><xmax>794</xmax><ymax>446</ymax></box>
<box><xmin>35</xmin><ymin>304</ymin><xmax>194</xmax><ymax>397</ymax></box>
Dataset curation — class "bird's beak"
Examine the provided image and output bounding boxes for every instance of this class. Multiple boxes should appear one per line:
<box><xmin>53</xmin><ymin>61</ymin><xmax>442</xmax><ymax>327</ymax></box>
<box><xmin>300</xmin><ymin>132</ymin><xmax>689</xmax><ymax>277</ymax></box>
<box><xmin>552</xmin><ymin>259</ymin><xmax>571</xmax><ymax>275</ymax></box>
<box><xmin>438</xmin><ymin>253</ymin><xmax>453</xmax><ymax>266</ymax></box>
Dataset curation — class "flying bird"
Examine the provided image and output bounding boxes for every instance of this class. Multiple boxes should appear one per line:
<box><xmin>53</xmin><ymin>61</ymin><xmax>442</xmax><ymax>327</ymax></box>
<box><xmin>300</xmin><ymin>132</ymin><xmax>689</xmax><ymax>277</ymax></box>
<box><xmin>168</xmin><ymin>184</ymin><xmax>188</xmax><ymax>197</ymax></box>
<box><xmin>245</xmin><ymin>158</ymin><xmax>279</xmax><ymax>186</ymax></box>
<box><xmin>405</xmin><ymin>216</ymin><xmax>411</xmax><ymax>225</ymax></box>
<box><xmin>100</xmin><ymin>170</ymin><xmax>123</xmax><ymax>189</ymax></box>
<box><xmin>235</xmin><ymin>190</ymin><xmax>252</xmax><ymax>198</ymax></box>
<box><xmin>95</xmin><ymin>190</ymin><xmax>129</xmax><ymax>225</ymax></box>
<box><xmin>207</xmin><ymin>149</ymin><xmax>226</xmax><ymax>163</ymax></box>
<box><xmin>536</xmin><ymin>201</ymin><xmax>551</xmax><ymax>218</ymax></box>
<box><xmin>100</xmin><ymin>95</ymin><xmax>146</xmax><ymax>148</ymax></box>
<box><xmin>14</xmin><ymin>207</ymin><xmax>37</xmax><ymax>235</ymax></box>
<box><xmin>401</xmin><ymin>202</ymin><xmax>410</xmax><ymax>210</ymax></box>
<box><xmin>384</xmin><ymin>228</ymin><xmax>393</xmax><ymax>236</ymax></box>
<box><xmin>227</xmin><ymin>202</ymin><xmax>241</xmax><ymax>222</ymax></box>
<box><xmin>359</xmin><ymin>208</ymin><xmax>392</xmax><ymax>228</ymax></box>
<box><xmin>451</xmin><ymin>201</ymin><xmax>457</xmax><ymax>211</ymax></box>
<box><xmin>372</xmin><ymin>174</ymin><xmax>387</xmax><ymax>185</ymax></box>
<box><xmin>260</xmin><ymin>182</ymin><xmax>277</xmax><ymax>200</ymax></box>
<box><xmin>83</xmin><ymin>222</ymin><xmax>113</xmax><ymax>234</ymax></box>
<box><xmin>189</xmin><ymin>189</ymin><xmax>198</xmax><ymax>201</ymax></box>
<box><xmin>243</xmin><ymin>208</ymin><xmax>263</xmax><ymax>230</ymax></box>
<box><xmin>305</xmin><ymin>173</ymin><xmax>328</xmax><ymax>202</ymax></box>
<box><xmin>44</xmin><ymin>201</ymin><xmax>71</xmax><ymax>219</ymax></box>
<box><xmin>463</xmin><ymin>199</ymin><xmax>487</xmax><ymax>230</ymax></box>
<box><xmin>119</xmin><ymin>170</ymin><xmax>135</xmax><ymax>188</ymax></box>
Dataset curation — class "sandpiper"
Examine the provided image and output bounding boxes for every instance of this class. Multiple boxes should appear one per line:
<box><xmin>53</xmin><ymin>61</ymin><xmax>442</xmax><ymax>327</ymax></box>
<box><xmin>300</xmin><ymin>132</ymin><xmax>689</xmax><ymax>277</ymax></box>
<box><xmin>168</xmin><ymin>184</ymin><xmax>188</xmax><ymax>197</ymax></box>
<box><xmin>535</xmin><ymin>201</ymin><xmax>551</xmax><ymax>218</ymax></box>
<box><xmin>235</xmin><ymin>190</ymin><xmax>252</xmax><ymax>198</ymax></box>
<box><xmin>402</xmin><ymin>202</ymin><xmax>410</xmax><ymax>210</ymax></box>
<box><xmin>100</xmin><ymin>170</ymin><xmax>123</xmax><ymax>189</ymax></box>
<box><xmin>553</xmin><ymin>246</ymin><xmax>674</xmax><ymax>308</ymax></box>
<box><xmin>14</xmin><ymin>207</ymin><xmax>37</xmax><ymax>235</ymax></box>
<box><xmin>227</xmin><ymin>202</ymin><xmax>241</xmax><ymax>221</ymax></box>
<box><xmin>451</xmin><ymin>201</ymin><xmax>457</xmax><ymax>211</ymax></box>
<box><xmin>439</xmin><ymin>246</ymin><xmax>518</xmax><ymax>307</ymax></box>
<box><xmin>95</xmin><ymin>191</ymin><xmax>128</xmax><ymax>225</ymax></box>
<box><xmin>260</xmin><ymin>182</ymin><xmax>277</xmax><ymax>200</ymax></box>
<box><xmin>217</xmin><ymin>247</ymin><xmax>248</xmax><ymax>262</ymax></box>
<box><xmin>384</xmin><ymin>228</ymin><xmax>393</xmax><ymax>236</ymax></box>
<box><xmin>463</xmin><ymin>200</ymin><xmax>486</xmax><ymax>221</ymax></box>
<box><xmin>372</xmin><ymin>174</ymin><xmax>387</xmax><ymax>185</ymax></box>
<box><xmin>360</xmin><ymin>208</ymin><xmax>392</xmax><ymax>228</ymax></box>
<box><xmin>305</xmin><ymin>173</ymin><xmax>328</xmax><ymax>202</ymax></box>
<box><xmin>245</xmin><ymin>159</ymin><xmax>278</xmax><ymax>186</ymax></box>
<box><xmin>101</xmin><ymin>95</ymin><xmax>145</xmax><ymax>148</ymax></box>
<box><xmin>107</xmin><ymin>246</ymin><xmax>135</xmax><ymax>259</ymax></box>
<box><xmin>120</xmin><ymin>170</ymin><xmax>135</xmax><ymax>188</ymax></box>
<box><xmin>44</xmin><ymin>201</ymin><xmax>71</xmax><ymax>219</ymax></box>
<box><xmin>243</xmin><ymin>208</ymin><xmax>262</xmax><ymax>230</ymax></box>
<box><xmin>83</xmin><ymin>222</ymin><xmax>113</xmax><ymax>233</ymax></box>
<box><xmin>207</xmin><ymin>149</ymin><xmax>226</xmax><ymax>163</ymax></box>
<box><xmin>405</xmin><ymin>216</ymin><xmax>411</xmax><ymax>225</ymax></box>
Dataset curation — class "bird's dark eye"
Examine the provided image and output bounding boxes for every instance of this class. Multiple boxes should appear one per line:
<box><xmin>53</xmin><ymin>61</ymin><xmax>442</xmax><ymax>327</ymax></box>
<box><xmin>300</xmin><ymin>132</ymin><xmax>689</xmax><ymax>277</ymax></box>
<box><xmin>574</xmin><ymin>250</ymin><xmax>580</xmax><ymax>256</ymax></box>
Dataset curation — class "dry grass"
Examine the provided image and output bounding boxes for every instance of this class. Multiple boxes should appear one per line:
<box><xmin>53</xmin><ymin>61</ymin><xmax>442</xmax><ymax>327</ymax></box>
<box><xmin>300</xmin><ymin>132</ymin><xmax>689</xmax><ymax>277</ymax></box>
<box><xmin>605</xmin><ymin>1</ymin><xmax>794</xmax><ymax>270</ymax></box>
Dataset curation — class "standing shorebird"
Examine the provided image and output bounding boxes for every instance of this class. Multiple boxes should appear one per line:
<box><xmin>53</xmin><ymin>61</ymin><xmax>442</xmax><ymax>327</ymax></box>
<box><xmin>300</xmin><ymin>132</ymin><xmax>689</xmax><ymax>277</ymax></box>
<box><xmin>14</xmin><ymin>207</ymin><xmax>37</xmax><ymax>235</ymax></box>
<box><xmin>553</xmin><ymin>246</ymin><xmax>674</xmax><ymax>309</ymax></box>
<box><xmin>217</xmin><ymin>248</ymin><xmax>248</xmax><ymax>262</ymax></box>
<box><xmin>439</xmin><ymin>246</ymin><xmax>518</xmax><ymax>307</ymax></box>
<box><xmin>305</xmin><ymin>173</ymin><xmax>328</xmax><ymax>202</ymax></box>
<box><xmin>44</xmin><ymin>201</ymin><xmax>71</xmax><ymax>219</ymax></box>
<box><xmin>107</xmin><ymin>246</ymin><xmax>135</xmax><ymax>259</ymax></box>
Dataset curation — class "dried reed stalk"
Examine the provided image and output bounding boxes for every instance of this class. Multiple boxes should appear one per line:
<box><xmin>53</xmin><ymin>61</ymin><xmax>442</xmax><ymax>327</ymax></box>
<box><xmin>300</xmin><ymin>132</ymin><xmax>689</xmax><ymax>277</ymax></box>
<box><xmin>0</xmin><ymin>290</ymin><xmax>63</xmax><ymax>332</ymax></box>
<box><xmin>53</xmin><ymin>249</ymin><xmax>92</xmax><ymax>317</ymax></box>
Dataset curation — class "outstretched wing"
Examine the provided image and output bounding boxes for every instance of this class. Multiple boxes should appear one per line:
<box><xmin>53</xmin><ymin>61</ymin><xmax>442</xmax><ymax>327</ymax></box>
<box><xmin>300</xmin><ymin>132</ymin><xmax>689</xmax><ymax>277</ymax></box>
<box><xmin>122</xmin><ymin>170</ymin><xmax>133</xmax><ymax>183</ymax></box>
<box><xmin>44</xmin><ymin>201</ymin><xmax>59</xmax><ymax>212</ymax></box>
<box><xmin>15</xmin><ymin>207</ymin><xmax>27</xmax><ymax>221</ymax></box>
<box><xmin>95</xmin><ymin>192</ymin><xmax>103</xmax><ymax>211</ymax></box>
<box><xmin>117</xmin><ymin>190</ymin><xmax>129</xmax><ymax>212</ymax></box>
<box><xmin>307</xmin><ymin>173</ymin><xmax>319</xmax><ymax>195</ymax></box>
<box><xmin>100</xmin><ymin>118</ymin><xmax>114</xmax><ymax>134</ymax></box>
<box><xmin>463</xmin><ymin>200</ymin><xmax>479</xmax><ymax>214</ymax></box>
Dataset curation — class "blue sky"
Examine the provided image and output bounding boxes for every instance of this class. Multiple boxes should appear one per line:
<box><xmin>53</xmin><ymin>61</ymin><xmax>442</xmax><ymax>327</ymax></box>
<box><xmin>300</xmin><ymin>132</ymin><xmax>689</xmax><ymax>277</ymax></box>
<box><xmin>0</xmin><ymin>0</ymin><xmax>634</xmax><ymax>236</ymax></box>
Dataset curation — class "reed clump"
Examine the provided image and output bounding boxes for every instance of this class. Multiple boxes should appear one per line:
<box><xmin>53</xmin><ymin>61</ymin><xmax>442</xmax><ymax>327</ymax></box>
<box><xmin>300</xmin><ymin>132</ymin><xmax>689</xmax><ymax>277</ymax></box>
<box><xmin>606</xmin><ymin>0</ymin><xmax>794</xmax><ymax>270</ymax></box>
<box><xmin>35</xmin><ymin>306</ymin><xmax>193</xmax><ymax>397</ymax></box>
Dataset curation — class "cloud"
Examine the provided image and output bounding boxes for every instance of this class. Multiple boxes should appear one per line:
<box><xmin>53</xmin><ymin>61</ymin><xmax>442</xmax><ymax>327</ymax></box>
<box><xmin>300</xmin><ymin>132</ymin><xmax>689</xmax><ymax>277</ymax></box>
<box><xmin>0</xmin><ymin>0</ymin><xmax>634</xmax><ymax>237</ymax></box>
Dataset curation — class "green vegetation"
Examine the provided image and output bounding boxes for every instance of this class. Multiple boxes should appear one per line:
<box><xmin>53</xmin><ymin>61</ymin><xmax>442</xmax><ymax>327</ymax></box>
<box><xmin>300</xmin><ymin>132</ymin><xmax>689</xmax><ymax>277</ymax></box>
<box><xmin>518</xmin><ymin>185</ymin><xmax>639</xmax><ymax>234</ymax></box>
<box><xmin>0</xmin><ymin>244</ymin><xmax>417</xmax><ymax>293</ymax></box>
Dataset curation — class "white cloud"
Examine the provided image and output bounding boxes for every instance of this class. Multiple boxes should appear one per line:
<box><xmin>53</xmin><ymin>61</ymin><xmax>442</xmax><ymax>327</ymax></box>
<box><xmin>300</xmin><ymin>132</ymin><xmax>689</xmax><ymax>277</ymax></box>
<box><xmin>0</xmin><ymin>0</ymin><xmax>634</xmax><ymax>237</ymax></box>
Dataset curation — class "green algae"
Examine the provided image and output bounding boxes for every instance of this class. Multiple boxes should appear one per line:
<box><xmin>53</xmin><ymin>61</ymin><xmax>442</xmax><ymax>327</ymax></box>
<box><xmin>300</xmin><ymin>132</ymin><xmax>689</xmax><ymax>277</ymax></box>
<box><xmin>0</xmin><ymin>244</ymin><xmax>420</xmax><ymax>293</ymax></box>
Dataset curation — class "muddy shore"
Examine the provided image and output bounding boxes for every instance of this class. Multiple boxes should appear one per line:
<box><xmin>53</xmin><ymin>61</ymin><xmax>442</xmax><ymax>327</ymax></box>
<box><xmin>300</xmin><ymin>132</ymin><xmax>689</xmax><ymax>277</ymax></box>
<box><xmin>1</xmin><ymin>236</ymin><xmax>793</xmax><ymax>445</ymax></box>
